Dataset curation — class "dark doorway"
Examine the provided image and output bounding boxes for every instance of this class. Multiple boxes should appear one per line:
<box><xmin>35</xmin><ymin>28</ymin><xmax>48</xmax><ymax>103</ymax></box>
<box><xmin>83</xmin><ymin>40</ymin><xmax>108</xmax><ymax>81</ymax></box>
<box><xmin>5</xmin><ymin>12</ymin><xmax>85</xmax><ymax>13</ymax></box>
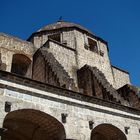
<box><xmin>91</xmin><ymin>124</ymin><xmax>127</xmax><ymax>140</ymax></box>
<box><xmin>2</xmin><ymin>109</ymin><xmax>66</xmax><ymax>140</ymax></box>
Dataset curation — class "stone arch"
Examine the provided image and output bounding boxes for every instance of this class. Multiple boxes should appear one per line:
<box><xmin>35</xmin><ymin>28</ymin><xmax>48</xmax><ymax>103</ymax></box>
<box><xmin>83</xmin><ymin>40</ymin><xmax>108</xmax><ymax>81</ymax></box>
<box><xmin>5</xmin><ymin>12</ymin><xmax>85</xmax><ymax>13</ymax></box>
<box><xmin>11</xmin><ymin>54</ymin><xmax>31</xmax><ymax>76</ymax></box>
<box><xmin>77</xmin><ymin>65</ymin><xmax>123</xmax><ymax>104</ymax></box>
<box><xmin>91</xmin><ymin>123</ymin><xmax>127</xmax><ymax>140</ymax></box>
<box><xmin>2</xmin><ymin>109</ymin><xmax>66</xmax><ymax>140</ymax></box>
<box><xmin>32</xmin><ymin>48</ymin><xmax>76</xmax><ymax>90</ymax></box>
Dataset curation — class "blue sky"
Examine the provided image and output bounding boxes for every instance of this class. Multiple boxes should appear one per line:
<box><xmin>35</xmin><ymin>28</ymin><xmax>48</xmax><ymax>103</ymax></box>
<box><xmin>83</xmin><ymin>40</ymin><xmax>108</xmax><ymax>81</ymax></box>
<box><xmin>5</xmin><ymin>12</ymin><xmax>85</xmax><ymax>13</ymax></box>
<box><xmin>0</xmin><ymin>0</ymin><xmax>140</xmax><ymax>87</ymax></box>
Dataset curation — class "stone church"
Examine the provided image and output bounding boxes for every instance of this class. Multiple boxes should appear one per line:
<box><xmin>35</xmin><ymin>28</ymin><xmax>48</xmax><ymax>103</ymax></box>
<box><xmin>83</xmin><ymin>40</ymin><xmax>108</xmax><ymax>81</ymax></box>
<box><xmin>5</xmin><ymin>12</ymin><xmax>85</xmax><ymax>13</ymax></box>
<box><xmin>0</xmin><ymin>20</ymin><xmax>140</xmax><ymax>140</ymax></box>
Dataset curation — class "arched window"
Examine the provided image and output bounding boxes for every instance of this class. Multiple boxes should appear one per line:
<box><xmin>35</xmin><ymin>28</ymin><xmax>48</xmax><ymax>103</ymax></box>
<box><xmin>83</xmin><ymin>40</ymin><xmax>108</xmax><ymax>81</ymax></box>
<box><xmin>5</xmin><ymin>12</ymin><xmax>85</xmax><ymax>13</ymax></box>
<box><xmin>11</xmin><ymin>54</ymin><xmax>31</xmax><ymax>76</ymax></box>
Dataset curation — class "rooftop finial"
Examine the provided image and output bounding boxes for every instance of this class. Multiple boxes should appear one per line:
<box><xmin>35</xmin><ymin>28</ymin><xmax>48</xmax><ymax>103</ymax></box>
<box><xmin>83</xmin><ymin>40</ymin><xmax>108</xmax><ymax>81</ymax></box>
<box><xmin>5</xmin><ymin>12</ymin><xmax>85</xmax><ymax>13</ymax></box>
<box><xmin>58</xmin><ymin>16</ymin><xmax>63</xmax><ymax>22</ymax></box>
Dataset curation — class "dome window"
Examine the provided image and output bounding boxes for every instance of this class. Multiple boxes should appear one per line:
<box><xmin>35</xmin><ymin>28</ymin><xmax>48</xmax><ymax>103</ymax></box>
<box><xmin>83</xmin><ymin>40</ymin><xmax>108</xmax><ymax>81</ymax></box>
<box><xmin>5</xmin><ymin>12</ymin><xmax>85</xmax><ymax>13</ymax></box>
<box><xmin>48</xmin><ymin>33</ymin><xmax>61</xmax><ymax>42</ymax></box>
<box><xmin>88</xmin><ymin>38</ymin><xmax>98</xmax><ymax>53</ymax></box>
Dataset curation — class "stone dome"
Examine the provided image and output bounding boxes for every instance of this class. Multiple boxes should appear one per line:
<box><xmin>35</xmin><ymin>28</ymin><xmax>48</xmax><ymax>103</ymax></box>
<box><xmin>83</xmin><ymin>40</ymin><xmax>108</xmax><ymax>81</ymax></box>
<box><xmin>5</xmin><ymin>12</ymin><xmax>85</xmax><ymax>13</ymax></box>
<box><xmin>37</xmin><ymin>20</ymin><xmax>93</xmax><ymax>34</ymax></box>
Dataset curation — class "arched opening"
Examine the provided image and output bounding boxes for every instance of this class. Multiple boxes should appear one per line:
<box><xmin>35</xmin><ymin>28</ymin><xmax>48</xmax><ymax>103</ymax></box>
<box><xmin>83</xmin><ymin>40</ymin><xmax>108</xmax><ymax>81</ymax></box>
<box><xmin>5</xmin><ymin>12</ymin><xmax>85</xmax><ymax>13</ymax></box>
<box><xmin>11</xmin><ymin>54</ymin><xmax>31</xmax><ymax>76</ymax></box>
<box><xmin>32</xmin><ymin>53</ymin><xmax>60</xmax><ymax>86</ymax></box>
<box><xmin>1</xmin><ymin>109</ymin><xmax>66</xmax><ymax>140</ymax></box>
<box><xmin>91</xmin><ymin>124</ymin><xmax>127</xmax><ymax>140</ymax></box>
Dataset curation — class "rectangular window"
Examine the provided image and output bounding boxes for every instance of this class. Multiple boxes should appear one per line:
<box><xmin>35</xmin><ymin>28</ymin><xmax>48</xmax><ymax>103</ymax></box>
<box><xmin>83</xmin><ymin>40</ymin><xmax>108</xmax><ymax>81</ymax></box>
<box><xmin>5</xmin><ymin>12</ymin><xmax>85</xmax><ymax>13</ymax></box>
<box><xmin>88</xmin><ymin>38</ymin><xmax>98</xmax><ymax>53</ymax></box>
<box><xmin>48</xmin><ymin>34</ymin><xmax>61</xmax><ymax>42</ymax></box>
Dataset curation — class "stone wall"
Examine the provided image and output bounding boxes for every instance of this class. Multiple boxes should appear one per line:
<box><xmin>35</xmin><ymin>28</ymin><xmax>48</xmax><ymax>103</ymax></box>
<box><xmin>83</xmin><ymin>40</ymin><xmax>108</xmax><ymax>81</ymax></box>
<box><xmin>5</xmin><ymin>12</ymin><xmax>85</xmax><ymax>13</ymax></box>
<box><xmin>0</xmin><ymin>72</ymin><xmax>140</xmax><ymax>140</ymax></box>
<box><xmin>46</xmin><ymin>40</ymin><xmax>78</xmax><ymax>85</ymax></box>
<box><xmin>112</xmin><ymin>66</ymin><xmax>130</xmax><ymax>89</ymax></box>
<box><xmin>29</xmin><ymin>29</ymin><xmax>131</xmax><ymax>89</ymax></box>
<box><xmin>62</xmin><ymin>30</ymin><xmax>76</xmax><ymax>49</ymax></box>
<box><xmin>74</xmin><ymin>30</ymin><xmax>115</xmax><ymax>86</ymax></box>
<box><xmin>0</xmin><ymin>33</ymin><xmax>35</xmax><ymax>72</ymax></box>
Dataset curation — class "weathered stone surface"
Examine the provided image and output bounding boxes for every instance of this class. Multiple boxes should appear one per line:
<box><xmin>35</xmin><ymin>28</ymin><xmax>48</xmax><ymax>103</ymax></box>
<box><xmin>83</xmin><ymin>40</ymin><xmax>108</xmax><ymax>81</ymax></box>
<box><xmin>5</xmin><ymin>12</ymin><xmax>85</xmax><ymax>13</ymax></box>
<box><xmin>77</xmin><ymin>65</ymin><xmax>129</xmax><ymax>106</ymax></box>
<box><xmin>33</xmin><ymin>46</ymin><xmax>77</xmax><ymax>90</ymax></box>
<box><xmin>0</xmin><ymin>21</ymin><xmax>139</xmax><ymax>140</ymax></box>
<box><xmin>0</xmin><ymin>75</ymin><xmax>139</xmax><ymax>140</ymax></box>
<box><xmin>112</xmin><ymin>65</ymin><xmax>130</xmax><ymax>89</ymax></box>
<box><xmin>29</xmin><ymin>24</ymin><xmax>130</xmax><ymax>89</ymax></box>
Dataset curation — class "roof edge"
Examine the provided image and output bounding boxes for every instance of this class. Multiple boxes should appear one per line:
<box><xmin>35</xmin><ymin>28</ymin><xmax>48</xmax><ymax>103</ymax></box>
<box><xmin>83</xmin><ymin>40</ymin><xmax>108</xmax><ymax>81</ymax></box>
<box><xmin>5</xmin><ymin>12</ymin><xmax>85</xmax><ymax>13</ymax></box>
<box><xmin>27</xmin><ymin>26</ymin><xmax>108</xmax><ymax>46</ymax></box>
<box><xmin>112</xmin><ymin>65</ymin><xmax>129</xmax><ymax>74</ymax></box>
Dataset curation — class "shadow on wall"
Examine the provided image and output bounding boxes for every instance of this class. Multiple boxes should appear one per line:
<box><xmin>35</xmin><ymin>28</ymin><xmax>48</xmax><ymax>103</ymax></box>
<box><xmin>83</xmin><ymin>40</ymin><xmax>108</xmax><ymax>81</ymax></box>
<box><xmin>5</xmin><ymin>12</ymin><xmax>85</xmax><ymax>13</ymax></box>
<box><xmin>11</xmin><ymin>54</ymin><xmax>31</xmax><ymax>77</ymax></box>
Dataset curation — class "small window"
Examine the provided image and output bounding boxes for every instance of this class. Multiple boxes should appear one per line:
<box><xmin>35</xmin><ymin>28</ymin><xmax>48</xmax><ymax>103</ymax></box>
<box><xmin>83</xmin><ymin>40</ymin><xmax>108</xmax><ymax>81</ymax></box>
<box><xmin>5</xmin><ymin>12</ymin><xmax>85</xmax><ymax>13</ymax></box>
<box><xmin>110</xmin><ymin>95</ymin><xmax>113</xmax><ymax>101</ymax></box>
<box><xmin>88</xmin><ymin>38</ymin><xmax>98</xmax><ymax>53</ymax></box>
<box><xmin>100</xmin><ymin>50</ymin><xmax>104</xmax><ymax>57</ymax></box>
<box><xmin>124</xmin><ymin>127</ymin><xmax>130</xmax><ymax>135</ymax></box>
<box><xmin>48</xmin><ymin>34</ymin><xmax>60</xmax><ymax>42</ymax></box>
<box><xmin>84</xmin><ymin>44</ymin><xmax>89</xmax><ymax>50</ymax></box>
<box><xmin>61</xmin><ymin>40</ymin><xmax>67</xmax><ymax>45</ymax></box>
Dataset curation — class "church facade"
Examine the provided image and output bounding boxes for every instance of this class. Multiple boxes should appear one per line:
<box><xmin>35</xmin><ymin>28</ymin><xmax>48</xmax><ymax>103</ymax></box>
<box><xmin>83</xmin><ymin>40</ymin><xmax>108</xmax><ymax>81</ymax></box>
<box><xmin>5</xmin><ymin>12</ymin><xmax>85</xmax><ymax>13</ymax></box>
<box><xmin>0</xmin><ymin>20</ymin><xmax>140</xmax><ymax>140</ymax></box>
